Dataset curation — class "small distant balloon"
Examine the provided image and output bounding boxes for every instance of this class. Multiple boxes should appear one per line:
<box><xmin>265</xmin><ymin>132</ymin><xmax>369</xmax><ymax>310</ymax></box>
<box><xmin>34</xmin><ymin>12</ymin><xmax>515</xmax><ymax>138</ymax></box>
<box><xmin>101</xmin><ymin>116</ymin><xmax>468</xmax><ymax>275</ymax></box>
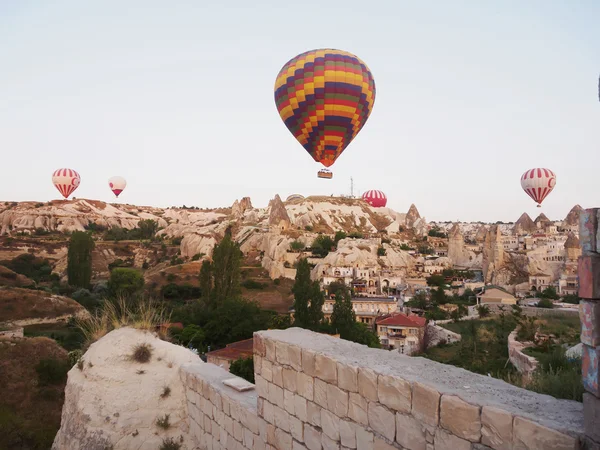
<box><xmin>52</xmin><ymin>168</ymin><xmax>80</xmax><ymax>199</ymax></box>
<box><xmin>108</xmin><ymin>176</ymin><xmax>127</xmax><ymax>197</ymax></box>
<box><xmin>520</xmin><ymin>168</ymin><xmax>556</xmax><ymax>207</ymax></box>
<box><xmin>362</xmin><ymin>190</ymin><xmax>387</xmax><ymax>208</ymax></box>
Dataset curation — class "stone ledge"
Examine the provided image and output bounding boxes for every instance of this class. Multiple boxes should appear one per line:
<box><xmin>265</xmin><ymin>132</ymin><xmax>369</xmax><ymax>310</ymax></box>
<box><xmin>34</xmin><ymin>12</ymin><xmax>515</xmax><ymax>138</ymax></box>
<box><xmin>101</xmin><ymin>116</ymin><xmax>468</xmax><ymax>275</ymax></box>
<box><xmin>256</xmin><ymin>328</ymin><xmax>584</xmax><ymax>438</ymax></box>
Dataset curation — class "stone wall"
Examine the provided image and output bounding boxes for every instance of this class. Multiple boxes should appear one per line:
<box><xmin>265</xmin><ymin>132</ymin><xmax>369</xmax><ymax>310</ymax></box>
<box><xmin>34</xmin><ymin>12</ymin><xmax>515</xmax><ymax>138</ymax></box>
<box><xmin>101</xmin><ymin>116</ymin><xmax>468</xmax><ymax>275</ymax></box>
<box><xmin>426</xmin><ymin>323</ymin><xmax>461</xmax><ymax>348</ymax></box>
<box><xmin>507</xmin><ymin>331</ymin><xmax>538</xmax><ymax>377</ymax></box>
<box><xmin>181</xmin><ymin>327</ymin><xmax>584</xmax><ymax>450</ymax></box>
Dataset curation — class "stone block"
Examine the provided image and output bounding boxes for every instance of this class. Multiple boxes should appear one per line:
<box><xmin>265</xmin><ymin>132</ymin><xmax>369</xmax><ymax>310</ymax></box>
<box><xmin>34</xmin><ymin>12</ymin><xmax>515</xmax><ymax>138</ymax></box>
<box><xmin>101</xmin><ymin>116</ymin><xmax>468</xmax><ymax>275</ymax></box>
<box><xmin>338</xmin><ymin>363</ymin><xmax>358</xmax><ymax>393</ymax></box>
<box><xmin>308</xmin><ymin>401</ymin><xmax>322</xmax><ymax>427</ymax></box>
<box><xmin>259</xmin><ymin>417</ymin><xmax>268</xmax><ymax>440</ymax></box>
<box><xmin>222</xmin><ymin>396</ymin><xmax>231</xmax><ymax>416</ymax></box>
<box><xmin>316</xmin><ymin>354</ymin><xmax>338</xmax><ymax>383</ymax></box>
<box><xmin>284</xmin><ymin>368</ymin><xmax>298</xmax><ymax>393</ymax></box>
<box><xmin>368</xmin><ymin>402</ymin><xmax>395</xmax><ymax>442</ymax></box>
<box><xmin>411</xmin><ymin>382</ymin><xmax>439</xmax><ymax>428</ymax></box>
<box><xmin>356</xmin><ymin>427</ymin><xmax>374</xmax><ymax>450</ymax></box>
<box><xmin>233</xmin><ymin>420</ymin><xmax>243</xmax><ymax>442</ymax></box>
<box><xmin>305</xmin><ymin>424</ymin><xmax>323</xmax><ymax>450</ymax></box>
<box><xmin>513</xmin><ymin>416</ymin><xmax>579</xmax><ymax>450</ymax></box>
<box><xmin>243</xmin><ymin>429</ymin><xmax>254</xmax><ymax>448</ymax></box>
<box><xmin>580</xmin><ymin>209</ymin><xmax>599</xmax><ymax>254</ymax></box>
<box><xmin>378</xmin><ymin>375</ymin><xmax>411</xmax><ymax>414</ymax></box>
<box><xmin>321</xmin><ymin>408</ymin><xmax>341</xmax><ymax>440</ymax></box>
<box><xmin>295</xmin><ymin>394</ymin><xmax>308</xmax><ymax>422</ymax></box>
<box><xmin>348</xmin><ymin>392</ymin><xmax>369</xmax><ymax>426</ymax></box>
<box><xmin>266</xmin><ymin>423</ymin><xmax>277</xmax><ymax>447</ymax></box>
<box><xmin>274</xmin><ymin>405</ymin><xmax>291</xmax><ymax>432</ymax></box>
<box><xmin>585</xmin><ymin>392</ymin><xmax>600</xmax><ymax>443</ymax></box>
<box><xmin>277</xmin><ymin>341</ymin><xmax>291</xmax><ymax>366</ymax></box>
<box><xmin>289</xmin><ymin>344</ymin><xmax>303</xmax><ymax>371</ymax></box>
<box><xmin>265</xmin><ymin>338</ymin><xmax>276</xmax><ymax>362</ymax></box>
<box><xmin>263</xmin><ymin>400</ymin><xmax>275</xmax><ymax>424</ymax></box>
<box><xmin>297</xmin><ymin>372</ymin><xmax>315</xmax><ymax>401</ymax></box>
<box><xmin>269</xmin><ymin>383</ymin><xmax>285</xmax><ymax>409</ymax></box>
<box><xmin>276</xmin><ymin>427</ymin><xmax>293</xmax><ymax>450</ymax></box>
<box><xmin>294</xmin><ymin>441</ymin><xmax>308</xmax><ymax>450</ymax></box>
<box><xmin>579</xmin><ymin>255</ymin><xmax>600</xmax><ymax>299</ymax></box>
<box><xmin>242</xmin><ymin>408</ymin><xmax>259</xmax><ymax>434</ymax></box>
<box><xmin>285</xmin><ymin>389</ymin><xmax>296</xmax><ymax>415</ymax></box>
<box><xmin>303</xmin><ymin>348</ymin><xmax>317</xmax><ymax>377</ymax></box>
<box><xmin>231</xmin><ymin>401</ymin><xmax>241</xmax><ymax>421</ymax></box>
<box><xmin>373</xmin><ymin>437</ymin><xmax>397</xmax><ymax>450</ymax></box>
<box><xmin>255</xmin><ymin>435</ymin><xmax>267</xmax><ymax>450</ymax></box>
<box><xmin>440</xmin><ymin>395</ymin><xmax>481</xmax><ymax>442</ymax></box>
<box><xmin>434</xmin><ymin>428</ymin><xmax>470</xmax><ymax>450</ymax></box>
<box><xmin>581</xmin><ymin>300</ymin><xmax>600</xmax><ymax>347</ymax></box>
<box><xmin>583</xmin><ymin>344</ymin><xmax>600</xmax><ymax>396</ymax></box>
<box><xmin>273</xmin><ymin>365</ymin><xmax>284</xmax><ymax>388</ymax></box>
<box><xmin>291</xmin><ymin>415</ymin><xmax>304</xmax><ymax>442</ymax></box>
<box><xmin>255</xmin><ymin>355</ymin><xmax>263</xmax><ymax>377</ymax></box>
<box><xmin>327</xmin><ymin>383</ymin><xmax>349</xmax><ymax>417</ymax></box>
<box><xmin>322</xmin><ymin>433</ymin><xmax>340</xmax><ymax>450</ymax></box>
<box><xmin>314</xmin><ymin>378</ymin><xmax>329</xmax><ymax>409</ymax></box>
<box><xmin>262</xmin><ymin>359</ymin><xmax>274</xmax><ymax>383</ymax></box>
<box><xmin>357</xmin><ymin>367</ymin><xmax>379</xmax><ymax>402</ymax></box>
<box><xmin>254</xmin><ymin>333</ymin><xmax>266</xmax><ymax>356</ymax></box>
<box><xmin>395</xmin><ymin>413</ymin><xmax>426</xmax><ymax>450</ymax></box>
<box><xmin>339</xmin><ymin>420</ymin><xmax>357</xmax><ymax>449</ymax></box>
<box><xmin>481</xmin><ymin>406</ymin><xmax>513</xmax><ymax>450</ymax></box>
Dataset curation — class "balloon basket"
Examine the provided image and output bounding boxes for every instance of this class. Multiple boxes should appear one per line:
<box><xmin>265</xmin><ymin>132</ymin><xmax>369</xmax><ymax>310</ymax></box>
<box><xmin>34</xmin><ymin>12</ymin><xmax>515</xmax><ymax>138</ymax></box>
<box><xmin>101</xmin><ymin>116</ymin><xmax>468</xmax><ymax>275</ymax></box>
<box><xmin>537</xmin><ymin>204</ymin><xmax>541</xmax><ymax>208</ymax></box>
<box><xmin>317</xmin><ymin>169</ymin><xmax>333</xmax><ymax>179</ymax></box>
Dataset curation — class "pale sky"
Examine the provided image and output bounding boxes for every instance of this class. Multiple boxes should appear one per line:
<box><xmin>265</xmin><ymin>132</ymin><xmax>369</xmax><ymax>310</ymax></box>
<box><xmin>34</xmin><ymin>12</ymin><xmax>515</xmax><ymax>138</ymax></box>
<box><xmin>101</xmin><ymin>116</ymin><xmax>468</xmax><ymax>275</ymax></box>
<box><xmin>1</xmin><ymin>1</ymin><xmax>599</xmax><ymax>222</ymax></box>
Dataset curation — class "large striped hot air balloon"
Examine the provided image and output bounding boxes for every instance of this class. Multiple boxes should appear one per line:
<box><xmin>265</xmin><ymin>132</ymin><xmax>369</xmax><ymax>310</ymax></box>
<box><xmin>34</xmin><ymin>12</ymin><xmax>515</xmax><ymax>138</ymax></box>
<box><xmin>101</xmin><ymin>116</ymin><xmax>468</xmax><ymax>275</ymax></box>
<box><xmin>274</xmin><ymin>49</ymin><xmax>376</xmax><ymax>179</ymax></box>
<box><xmin>520</xmin><ymin>168</ymin><xmax>556</xmax><ymax>207</ymax></box>
<box><xmin>52</xmin><ymin>168</ymin><xmax>80</xmax><ymax>199</ymax></box>
<box><xmin>362</xmin><ymin>190</ymin><xmax>387</xmax><ymax>208</ymax></box>
<box><xmin>108</xmin><ymin>176</ymin><xmax>127</xmax><ymax>197</ymax></box>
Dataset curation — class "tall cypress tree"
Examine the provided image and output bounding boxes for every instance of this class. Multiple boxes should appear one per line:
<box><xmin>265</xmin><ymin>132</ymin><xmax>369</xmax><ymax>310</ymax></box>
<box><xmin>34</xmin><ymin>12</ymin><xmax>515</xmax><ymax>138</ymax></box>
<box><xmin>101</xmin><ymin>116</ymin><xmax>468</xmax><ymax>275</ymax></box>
<box><xmin>199</xmin><ymin>260</ymin><xmax>213</xmax><ymax>303</ymax></box>
<box><xmin>330</xmin><ymin>282</ymin><xmax>356</xmax><ymax>337</ymax></box>
<box><xmin>208</xmin><ymin>227</ymin><xmax>242</xmax><ymax>303</ymax></box>
<box><xmin>67</xmin><ymin>231</ymin><xmax>95</xmax><ymax>288</ymax></box>
<box><xmin>292</xmin><ymin>259</ymin><xmax>311</xmax><ymax>328</ymax></box>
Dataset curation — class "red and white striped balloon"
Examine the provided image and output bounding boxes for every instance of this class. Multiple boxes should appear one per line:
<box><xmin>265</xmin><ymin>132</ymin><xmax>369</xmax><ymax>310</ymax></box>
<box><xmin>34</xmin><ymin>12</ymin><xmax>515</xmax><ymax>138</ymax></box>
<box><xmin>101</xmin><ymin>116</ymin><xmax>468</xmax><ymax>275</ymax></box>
<box><xmin>520</xmin><ymin>168</ymin><xmax>556</xmax><ymax>207</ymax></box>
<box><xmin>362</xmin><ymin>189</ymin><xmax>387</xmax><ymax>208</ymax></box>
<box><xmin>52</xmin><ymin>168</ymin><xmax>81</xmax><ymax>199</ymax></box>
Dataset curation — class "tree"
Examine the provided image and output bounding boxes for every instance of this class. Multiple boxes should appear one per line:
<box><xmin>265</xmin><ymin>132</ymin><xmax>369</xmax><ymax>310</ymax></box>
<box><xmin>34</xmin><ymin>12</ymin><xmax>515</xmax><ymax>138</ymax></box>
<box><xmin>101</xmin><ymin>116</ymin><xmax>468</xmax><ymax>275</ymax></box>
<box><xmin>230</xmin><ymin>357</ymin><xmax>255</xmax><ymax>383</ymax></box>
<box><xmin>108</xmin><ymin>268</ymin><xmax>145</xmax><ymax>296</ymax></box>
<box><xmin>67</xmin><ymin>231</ymin><xmax>95</xmax><ymax>288</ymax></box>
<box><xmin>477</xmin><ymin>305</ymin><xmax>491</xmax><ymax>318</ymax></box>
<box><xmin>289</xmin><ymin>240</ymin><xmax>306</xmax><ymax>252</ymax></box>
<box><xmin>399</xmin><ymin>244</ymin><xmax>411</xmax><ymax>251</ymax></box>
<box><xmin>405</xmin><ymin>291</ymin><xmax>428</xmax><ymax>310</ymax></box>
<box><xmin>199</xmin><ymin>260</ymin><xmax>213</xmax><ymax>302</ymax></box>
<box><xmin>138</xmin><ymin>219</ymin><xmax>158</xmax><ymax>239</ymax></box>
<box><xmin>426</xmin><ymin>274</ymin><xmax>445</xmax><ymax>287</ymax></box>
<box><xmin>330</xmin><ymin>283</ymin><xmax>355</xmax><ymax>337</ymax></box>
<box><xmin>346</xmin><ymin>322</ymin><xmax>381</xmax><ymax>348</ymax></box>
<box><xmin>292</xmin><ymin>259</ymin><xmax>323</xmax><ymax>330</ymax></box>
<box><xmin>539</xmin><ymin>286</ymin><xmax>559</xmax><ymax>300</ymax></box>
<box><xmin>377</xmin><ymin>246</ymin><xmax>386</xmax><ymax>256</ymax></box>
<box><xmin>334</xmin><ymin>231</ymin><xmax>347</xmax><ymax>246</ymax></box>
<box><xmin>431</xmin><ymin>286</ymin><xmax>448</xmax><ymax>305</ymax></box>
<box><xmin>311</xmin><ymin>235</ymin><xmax>334</xmax><ymax>257</ymax></box>
<box><xmin>211</xmin><ymin>229</ymin><xmax>242</xmax><ymax>303</ymax></box>
<box><xmin>561</xmin><ymin>294</ymin><xmax>580</xmax><ymax>304</ymax></box>
<box><xmin>537</xmin><ymin>298</ymin><xmax>554</xmax><ymax>309</ymax></box>
<box><xmin>176</xmin><ymin>324</ymin><xmax>205</xmax><ymax>351</ymax></box>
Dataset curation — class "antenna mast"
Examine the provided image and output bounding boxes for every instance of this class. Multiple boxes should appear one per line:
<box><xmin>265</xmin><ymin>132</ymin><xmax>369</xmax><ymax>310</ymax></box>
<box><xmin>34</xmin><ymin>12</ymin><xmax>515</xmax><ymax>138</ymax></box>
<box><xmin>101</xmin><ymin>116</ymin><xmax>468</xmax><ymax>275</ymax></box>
<box><xmin>350</xmin><ymin>177</ymin><xmax>354</xmax><ymax>198</ymax></box>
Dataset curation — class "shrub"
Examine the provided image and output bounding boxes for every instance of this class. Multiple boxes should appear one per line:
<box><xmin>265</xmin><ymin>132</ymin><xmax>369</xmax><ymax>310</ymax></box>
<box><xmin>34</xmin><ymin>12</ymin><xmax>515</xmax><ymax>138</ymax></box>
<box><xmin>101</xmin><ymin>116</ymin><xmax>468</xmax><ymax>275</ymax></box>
<box><xmin>348</xmin><ymin>231</ymin><xmax>364</xmax><ymax>239</ymax></box>
<box><xmin>35</xmin><ymin>358</ymin><xmax>69</xmax><ymax>385</ymax></box>
<box><xmin>160</xmin><ymin>437</ymin><xmax>181</xmax><ymax>450</ymax></box>
<box><xmin>131</xmin><ymin>343</ymin><xmax>153</xmax><ymax>363</ymax></box>
<box><xmin>537</xmin><ymin>298</ymin><xmax>554</xmax><ymax>309</ymax></box>
<box><xmin>160</xmin><ymin>386</ymin><xmax>171</xmax><ymax>399</ymax></box>
<box><xmin>156</xmin><ymin>414</ymin><xmax>170</xmax><ymax>429</ymax></box>
<box><xmin>171</xmin><ymin>236</ymin><xmax>183</xmax><ymax>246</ymax></box>
<box><xmin>191</xmin><ymin>253</ymin><xmax>205</xmax><ymax>261</ymax></box>
<box><xmin>311</xmin><ymin>235</ymin><xmax>334</xmax><ymax>258</ymax></box>
<box><xmin>377</xmin><ymin>246</ymin><xmax>386</xmax><ymax>256</ymax></box>
<box><xmin>304</xmin><ymin>225</ymin><xmax>313</xmax><ymax>231</ymax></box>
<box><xmin>289</xmin><ymin>240</ymin><xmax>305</xmax><ymax>252</ymax></box>
<box><xmin>108</xmin><ymin>268</ymin><xmax>145</xmax><ymax>296</ymax></box>
<box><xmin>166</xmin><ymin>273</ymin><xmax>177</xmax><ymax>282</ymax></box>
<box><xmin>229</xmin><ymin>357</ymin><xmax>255</xmax><ymax>383</ymax></box>
<box><xmin>477</xmin><ymin>305</ymin><xmax>491</xmax><ymax>318</ymax></box>
<box><xmin>400</xmin><ymin>244</ymin><xmax>411</xmax><ymax>251</ymax></box>
<box><xmin>273</xmin><ymin>278</ymin><xmax>281</xmax><ymax>286</ymax></box>
<box><xmin>242</xmin><ymin>279</ymin><xmax>267</xmax><ymax>290</ymax></box>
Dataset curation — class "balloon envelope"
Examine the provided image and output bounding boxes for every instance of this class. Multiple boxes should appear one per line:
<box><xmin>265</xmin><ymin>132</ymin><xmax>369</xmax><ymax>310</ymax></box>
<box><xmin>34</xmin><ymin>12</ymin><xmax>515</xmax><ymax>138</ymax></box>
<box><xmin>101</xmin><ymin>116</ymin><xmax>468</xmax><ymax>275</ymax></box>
<box><xmin>108</xmin><ymin>176</ymin><xmax>127</xmax><ymax>197</ymax></box>
<box><xmin>520</xmin><ymin>168</ymin><xmax>556</xmax><ymax>206</ymax></box>
<box><xmin>52</xmin><ymin>168</ymin><xmax>80</xmax><ymax>199</ymax></box>
<box><xmin>362</xmin><ymin>190</ymin><xmax>387</xmax><ymax>208</ymax></box>
<box><xmin>274</xmin><ymin>49</ymin><xmax>376</xmax><ymax>168</ymax></box>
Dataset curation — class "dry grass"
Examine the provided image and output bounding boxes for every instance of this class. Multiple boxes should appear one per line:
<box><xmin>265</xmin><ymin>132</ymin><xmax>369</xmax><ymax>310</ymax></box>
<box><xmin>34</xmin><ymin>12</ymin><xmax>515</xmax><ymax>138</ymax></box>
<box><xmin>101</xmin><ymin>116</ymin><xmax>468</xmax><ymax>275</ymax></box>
<box><xmin>76</xmin><ymin>296</ymin><xmax>170</xmax><ymax>348</ymax></box>
<box><xmin>160</xmin><ymin>386</ymin><xmax>171</xmax><ymax>399</ymax></box>
<box><xmin>130</xmin><ymin>343</ymin><xmax>153</xmax><ymax>363</ymax></box>
<box><xmin>156</xmin><ymin>414</ymin><xmax>171</xmax><ymax>429</ymax></box>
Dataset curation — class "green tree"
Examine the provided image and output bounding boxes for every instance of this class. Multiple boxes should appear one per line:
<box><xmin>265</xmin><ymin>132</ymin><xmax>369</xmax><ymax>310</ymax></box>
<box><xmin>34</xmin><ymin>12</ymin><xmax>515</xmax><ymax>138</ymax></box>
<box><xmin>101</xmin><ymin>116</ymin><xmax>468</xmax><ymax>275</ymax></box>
<box><xmin>211</xmin><ymin>229</ymin><xmax>242</xmax><ymax>303</ymax></box>
<box><xmin>67</xmin><ymin>231</ymin><xmax>95</xmax><ymax>288</ymax></box>
<box><xmin>405</xmin><ymin>291</ymin><xmax>428</xmax><ymax>309</ymax></box>
<box><xmin>431</xmin><ymin>286</ymin><xmax>448</xmax><ymax>305</ymax></box>
<box><xmin>199</xmin><ymin>260</ymin><xmax>213</xmax><ymax>302</ymax></box>
<box><xmin>426</xmin><ymin>274</ymin><xmax>445</xmax><ymax>287</ymax></box>
<box><xmin>229</xmin><ymin>357</ymin><xmax>255</xmax><ymax>383</ymax></box>
<box><xmin>334</xmin><ymin>231</ymin><xmax>347</xmax><ymax>246</ymax></box>
<box><xmin>377</xmin><ymin>246</ymin><xmax>386</xmax><ymax>256</ymax></box>
<box><xmin>292</xmin><ymin>259</ymin><xmax>323</xmax><ymax>329</ymax></box>
<box><xmin>138</xmin><ymin>219</ymin><xmax>158</xmax><ymax>239</ymax></box>
<box><xmin>399</xmin><ymin>244</ymin><xmax>411</xmax><ymax>251</ymax></box>
<box><xmin>330</xmin><ymin>283</ymin><xmax>355</xmax><ymax>337</ymax></box>
<box><xmin>539</xmin><ymin>286</ymin><xmax>559</xmax><ymax>300</ymax></box>
<box><xmin>537</xmin><ymin>298</ymin><xmax>554</xmax><ymax>309</ymax></box>
<box><xmin>477</xmin><ymin>305</ymin><xmax>491</xmax><ymax>318</ymax></box>
<box><xmin>311</xmin><ymin>235</ymin><xmax>334</xmax><ymax>257</ymax></box>
<box><xmin>346</xmin><ymin>322</ymin><xmax>381</xmax><ymax>348</ymax></box>
<box><xmin>289</xmin><ymin>240</ymin><xmax>306</xmax><ymax>252</ymax></box>
<box><xmin>108</xmin><ymin>268</ymin><xmax>145</xmax><ymax>296</ymax></box>
<box><xmin>176</xmin><ymin>324</ymin><xmax>205</xmax><ymax>350</ymax></box>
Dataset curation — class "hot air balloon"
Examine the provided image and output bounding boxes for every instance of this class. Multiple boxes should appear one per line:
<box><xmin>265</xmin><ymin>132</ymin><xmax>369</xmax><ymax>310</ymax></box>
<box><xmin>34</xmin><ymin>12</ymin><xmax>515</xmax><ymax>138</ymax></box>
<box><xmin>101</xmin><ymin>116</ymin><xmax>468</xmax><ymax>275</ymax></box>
<box><xmin>52</xmin><ymin>168</ymin><xmax>81</xmax><ymax>199</ymax></box>
<box><xmin>108</xmin><ymin>176</ymin><xmax>127</xmax><ymax>197</ymax></box>
<box><xmin>520</xmin><ymin>168</ymin><xmax>556</xmax><ymax>207</ymax></box>
<box><xmin>362</xmin><ymin>190</ymin><xmax>387</xmax><ymax>208</ymax></box>
<box><xmin>274</xmin><ymin>49</ymin><xmax>376</xmax><ymax>179</ymax></box>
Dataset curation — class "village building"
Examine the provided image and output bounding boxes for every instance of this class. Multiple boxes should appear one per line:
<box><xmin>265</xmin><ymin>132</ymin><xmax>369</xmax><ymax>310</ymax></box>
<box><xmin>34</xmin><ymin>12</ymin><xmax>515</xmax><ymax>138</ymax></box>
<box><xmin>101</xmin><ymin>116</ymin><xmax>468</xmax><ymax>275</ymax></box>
<box><xmin>476</xmin><ymin>286</ymin><xmax>517</xmax><ymax>305</ymax></box>
<box><xmin>375</xmin><ymin>313</ymin><xmax>426</xmax><ymax>355</ymax></box>
<box><xmin>322</xmin><ymin>296</ymin><xmax>398</xmax><ymax>326</ymax></box>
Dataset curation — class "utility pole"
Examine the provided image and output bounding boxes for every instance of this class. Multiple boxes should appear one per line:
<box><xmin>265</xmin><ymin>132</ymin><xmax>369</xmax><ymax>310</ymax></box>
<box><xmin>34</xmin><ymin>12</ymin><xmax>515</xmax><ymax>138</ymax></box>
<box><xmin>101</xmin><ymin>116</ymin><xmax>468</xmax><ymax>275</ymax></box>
<box><xmin>350</xmin><ymin>177</ymin><xmax>354</xmax><ymax>198</ymax></box>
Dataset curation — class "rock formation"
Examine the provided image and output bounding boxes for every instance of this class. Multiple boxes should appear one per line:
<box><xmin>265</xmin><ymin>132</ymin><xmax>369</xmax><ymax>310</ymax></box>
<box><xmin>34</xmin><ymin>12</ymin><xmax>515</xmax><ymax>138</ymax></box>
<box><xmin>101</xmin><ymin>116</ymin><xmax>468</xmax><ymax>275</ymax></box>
<box><xmin>231</xmin><ymin>197</ymin><xmax>253</xmax><ymax>218</ymax></box>
<box><xmin>513</xmin><ymin>212</ymin><xmax>537</xmax><ymax>235</ymax></box>
<box><xmin>482</xmin><ymin>225</ymin><xmax>506</xmax><ymax>283</ymax></box>
<box><xmin>268</xmin><ymin>194</ymin><xmax>291</xmax><ymax>230</ymax></box>
<box><xmin>52</xmin><ymin>327</ymin><xmax>200</xmax><ymax>450</ymax></box>
<box><xmin>565</xmin><ymin>233</ymin><xmax>581</xmax><ymax>261</ymax></box>
<box><xmin>534</xmin><ymin>213</ymin><xmax>552</xmax><ymax>230</ymax></box>
<box><xmin>405</xmin><ymin>204</ymin><xmax>421</xmax><ymax>228</ymax></box>
<box><xmin>564</xmin><ymin>204</ymin><xmax>583</xmax><ymax>226</ymax></box>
